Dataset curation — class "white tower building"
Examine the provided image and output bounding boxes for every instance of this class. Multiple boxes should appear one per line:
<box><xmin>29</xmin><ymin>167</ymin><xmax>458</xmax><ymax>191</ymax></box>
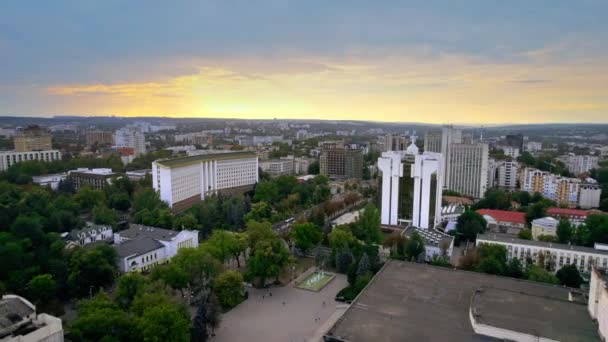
<box><xmin>378</xmin><ymin>141</ymin><xmax>443</xmax><ymax>229</ymax></box>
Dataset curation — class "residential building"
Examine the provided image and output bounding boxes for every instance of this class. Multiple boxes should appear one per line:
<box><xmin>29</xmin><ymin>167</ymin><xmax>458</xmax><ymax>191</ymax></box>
<box><xmin>114</xmin><ymin>126</ymin><xmax>146</xmax><ymax>156</ymax></box>
<box><xmin>477</xmin><ymin>233</ymin><xmax>608</xmax><ymax>272</ymax></box>
<box><xmin>0</xmin><ymin>295</ymin><xmax>63</xmax><ymax>342</ymax></box>
<box><xmin>13</xmin><ymin>125</ymin><xmax>52</xmax><ymax>152</ymax></box>
<box><xmin>0</xmin><ymin>128</ymin><xmax>16</xmax><ymax>138</ymax></box>
<box><xmin>64</xmin><ymin>223</ymin><xmax>113</xmax><ymax>249</ymax></box>
<box><xmin>486</xmin><ymin>158</ymin><xmax>498</xmax><ymax>188</ymax></box>
<box><xmin>598</xmin><ymin>146</ymin><xmax>608</xmax><ymax>159</ymax></box>
<box><xmin>113</xmin><ymin>224</ymin><xmax>199</xmax><ymax>272</ymax></box>
<box><xmin>378</xmin><ymin>142</ymin><xmax>443</xmax><ymax>229</ymax></box>
<box><xmin>559</xmin><ymin>154</ymin><xmax>599</xmax><ymax>175</ymax></box>
<box><xmin>440</xmin><ymin>125</ymin><xmax>463</xmax><ymax>189</ymax></box>
<box><xmin>324</xmin><ymin>260</ymin><xmax>599</xmax><ymax>341</ymax></box>
<box><xmin>504</xmin><ymin>133</ymin><xmax>524</xmax><ymax>151</ymax></box>
<box><xmin>32</xmin><ymin>173</ymin><xmax>67</xmax><ymax>190</ymax></box>
<box><xmin>383</xmin><ymin>133</ymin><xmax>408</xmax><ymax>152</ymax></box>
<box><xmin>531</xmin><ymin>216</ymin><xmax>558</xmax><ymax>240</ymax></box>
<box><xmin>0</xmin><ymin>150</ymin><xmax>62</xmax><ymax>171</ymax></box>
<box><xmin>259</xmin><ymin>159</ymin><xmax>294</xmax><ymax>177</ymax></box>
<box><xmin>476</xmin><ymin>209</ymin><xmax>526</xmax><ymax>235</ymax></box>
<box><xmin>497</xmin><ymin>161</ymin><xmax>519</xmax><ymax>189</ymax></box>
<box><xmin>174</xmin><ymin>132</ymin><xmax>213</xmax><ymax>145</ymax></box>
<box><xmin>319</xmin><ymin>142</ymin><xmax>363</xmax><ymax>179</ymax></box>
<box><xmin>526</xmin><ymin>141</ymin><xmax>542</xmax><ymax>153</ymax></box>
<box><xmin>67</xmin><ymin>168</ymin><xmax>121</xmax><ymax>190</ymax></box>
<box><xmin>579</xmin><ymin>184</ymin><xmax>602</xmax><ymax>209</ymax></box>
<box><xmin>589</xmin><ymin>267</ymin><xmax>608</xmax><ymax>340</ymax></box>
<box><xmin>520</xmin><ymin>167</ymin><xmax>601</xmax><ymax>208</ymax></box>
<box><xmin>85</xmin><ymin>130</ymin><xmax>114</xmax><ymax>147</ymax></box>
<box><xmin>447</xmin><ymin>143</ymin><xmax>488</xmax><ymax>198</ymax></box>
<box><xmin>152</xmin><ymin>151</ymin><xmax>258</xmax><ymax>212</ymax></box>
<box><xmin>403</xmin><ymin>226</ymin><xmax>454</xmax><ymax>261</ymax></box>
<box><xmin>497</xmin><ymin>146</ymin><xmax>520</xmax><ymax>159</ymax></box>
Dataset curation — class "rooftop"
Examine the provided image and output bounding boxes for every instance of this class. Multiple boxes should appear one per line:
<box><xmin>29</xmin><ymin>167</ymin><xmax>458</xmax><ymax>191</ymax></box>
<box><xmin>0</xmin><ymin>296</ymin><xmax>34</xmax><ymax>333</ymax></box>
<box><xmin>324</xmin><ymin>260</ymin><xmax>599</xmax><ymax>342</ymax></box>
<box><xmin>114</xmin><ymin>237</ymin><xmax>164</xmax><ymax>259</ymax></box>
<box><xmin>477</xmin><ymin>232</ymin><xmax>608</xmax><ymax>256</ymax></box>
<box><xmin>403</xmin><ymin>226</ymin><xmax>453</xmax><ymax>248</ymax></box>
<box><xmin>547</xmin><ymin>207</ymin><xmax>602</xmax><ymax>217</ymax></box>
<box><xmin>476</xmin><ymin>209</ymin><xmax>526</xmax><ymax>225</ymax></box>
<box><xmin>154</xmin><ymin>151</ymin><xmax>256</xmax><ymax>168</ymax></box>
<box><xmin>442</xmin><ymin>195</ymin><xmax>474</xmax><ymax>205</ymax></box>
<box><xmin>118</xmin><ymin>224</ymin><xmax>180</xmax><ymax>242</ymax></box>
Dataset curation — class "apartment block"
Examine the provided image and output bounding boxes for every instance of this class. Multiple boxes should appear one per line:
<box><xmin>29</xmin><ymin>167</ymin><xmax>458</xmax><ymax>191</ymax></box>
<box><xmin>319</xmin><ymin>142</ymin><xmax>363</xmax><ymax>179</ymax></box>
<box><xmin>13</xmin><ymin>125</ymin><xmax>52</xmax><ymax>152</ymax></box>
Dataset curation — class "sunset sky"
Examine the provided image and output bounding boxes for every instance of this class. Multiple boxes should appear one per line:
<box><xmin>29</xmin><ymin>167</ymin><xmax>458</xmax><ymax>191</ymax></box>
<box><xmin>1</xmin><ymin>1</ymin><xmax>607</xmax><ymax>124</ymax></box>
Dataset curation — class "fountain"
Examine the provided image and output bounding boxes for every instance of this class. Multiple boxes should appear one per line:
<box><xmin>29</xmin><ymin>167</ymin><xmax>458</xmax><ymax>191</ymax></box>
<box><xmin>296</xmin><ymin>270</ymin><xmax>335</xmax><ymax>292</ymax></box>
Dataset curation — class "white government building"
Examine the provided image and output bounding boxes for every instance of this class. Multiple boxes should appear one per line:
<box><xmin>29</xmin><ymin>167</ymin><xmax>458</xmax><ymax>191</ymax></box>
<box><xmin>477</xmin><ymin>233</ymin><xmax>608</xmax><ymax>273</ymax></box>
<box><xmin>378</xmin><ymin>140</ymin><xmax>443</xmax><ymax>229</ymax></box>
<box><xmin>152</xmin><ymin>151</ymin><xmax>258</xmax><ymax>212</ymax></box>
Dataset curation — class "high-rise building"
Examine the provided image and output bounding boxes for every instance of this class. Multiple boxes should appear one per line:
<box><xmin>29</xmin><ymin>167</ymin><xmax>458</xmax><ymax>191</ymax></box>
<box><xmin>13</xmin><ymin>125</ymin><xmax>52</xmax><ymax>152</ymax></box>
<box><xmin>423</xmin><ymin>131</ymin><xmax>442</xmax><ymax>153</ymax></box>
<box><xmin>505</xmin><ymin>133</ymin><xmax>524</xmax><ymax>151</ymax></box>
<box><xmin>497</xmin><ymin>161</ymin><xmax>519</xmax><ymax>189</ymax></box>
<box><xmin>319</xmin><ymin>142</ymin><xmax>363</xmax><ymax>179</ymax></box>
<box><xmin>378</xmin><ymin>143</ymin><xmax>443</xmax><ymax>228</ymax></box>
<box><xmin>152</xmin><ymin>151</ymin><xmax>258</xmax><ymax>212</ymax></box>
<box><xmin>114</xmin><ymin>126</ymin><xmax>146</xmax><ymax>156</ymax></box>
<box><xmin>579</xmin><ymin>184</ymin><xmax>602</xmax><ymax>209</ymax></box>
<box><xmin>558</xmin><ymin>154</ymin><xmax>599</xmax><ymax>175</ymax></box>
<box><xmin>85</xmin><ymin>130</ymin><xmax>114</xmax><ymax>147</ymax></box>
<box><xmin>448</xmin><ymin>143</ymin><xmax>488</xmax><ymax>198</ymax></box>
<box><xmin>383</xmin><ymin>134</ymin><xmax>408</xmax><ymax>152</ymax></box>
<box><xmin>440</xmin><ymin>125</ymin><xmax>463</xmax><ymax>189</ymax></box>
<box><xmin>487</xmin><ymin>158</ymin><xmax>498</xmax><ymax>188</ymax></box>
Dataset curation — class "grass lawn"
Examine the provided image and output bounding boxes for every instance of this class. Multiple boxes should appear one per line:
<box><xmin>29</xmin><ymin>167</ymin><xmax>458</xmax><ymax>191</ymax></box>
<box><xmin>295</xmin><ymin>272</ymin><xmax>335</xmax><ymax>292</ymax></box>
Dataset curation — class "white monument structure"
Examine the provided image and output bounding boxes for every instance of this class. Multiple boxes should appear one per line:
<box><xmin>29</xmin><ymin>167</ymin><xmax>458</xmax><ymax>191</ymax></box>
<box><xmin>378</xmin><ymin>136</ymin><xmax>443</xmax><ymax>229</ymax></box>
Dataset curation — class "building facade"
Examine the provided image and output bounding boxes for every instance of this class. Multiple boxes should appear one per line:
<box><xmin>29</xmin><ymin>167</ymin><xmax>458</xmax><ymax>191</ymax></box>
<box><xmin>447</xmin><ymin>143</ymin><xmax>488</xmax><ymax>198</ymax></box>
<box><xmin>476</xmin><ymin>209</ymin><xmax>527</xmax><ymax>235</ymax></box>
<box><xmin>65</xmin><ymin>223</ymin><xmax>113</xmax><ymax>249</ymax></box>
<box><xmin>113</xmin><ymin>224</ymin><xmax>199</xmax><ymax>272</ymax></box>
<box><xmin>520</xmin><ymin>167</ymin><xmax>601</xmax><ymax>208</ymax></box>
<box><xmin>559</xmin><ymin>154</ymin><xmax>599</xmax><ymax>175</ymax></box>
<box><xmin>67</xmin><ymin>168</ymin><xmax>121</xmax><ymax>190</ymax></box>
<box><xmin>13</xmin><ymin>125</ymin><xmax>52</xmax><ymax>152</ymax></box>
<box><xmin>531</xmin><ymin>216</ymin><xmax>558</xmax><ymax>240</ymax></box>
<box><xmin>319</xmin><ymin>142</ymin><xmax>363</xmax><ymax>179</ymax></box>
<box><xmin>588</xmin><ymin>267</ymin><xmax>608</xmax><ymax>341</ymax></box>
<box><xmin>85</xmin><ymin>130</ymin><xmax>114</xmax><ymax>147</ymax></box>
<box><xmin>477</xmin><ymin>233</ymin><xmax>608</xmax><ymax>273</ymax></box>
<box><xmin>423</xmin><ymin>131</ymin><xmax>442</xmax><ymax>153</ymax></box>
<box><xmin>152</xmin><ymin>151</ymin><xmax>258</xmax><ymax>212</ymax></box>
<box><xmin>0</xmin><ymin>150</ymin><xmax>62</xmax><ymax>171</ymax></box>
<box><xmin>259</xmin><ymin>159</ymin><xmax>294</xmax><ymax>177</ymax></box>
<box><xmin>579</xmin><ymin>184</ymin><xmax>602</xmax><ymax>209</ymax></box>
<box><xmin>378</xmin><ymin>144</ymin><xmax>443</xmax><ymax>229</ymax></box>
<box><xmin>114</xmin><ymin>126</ymin><xmax>146</xmax><ymax>156</ymax></box>
<box><xmin>497</xmin><ymin>161</ymin><xmax>519</xmax><ymax>189</ymax></box>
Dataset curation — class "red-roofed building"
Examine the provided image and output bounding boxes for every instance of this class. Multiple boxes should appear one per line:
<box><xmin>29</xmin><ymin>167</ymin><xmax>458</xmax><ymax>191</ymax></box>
<box><xmin>476</xmin><ymin>209</ymin><xmax>527</xmax><ymax>235</ymax></box>
<box><xmin>546</xmin><ymin>207</ymin><xmax>605</xmax><ymax>226</ymax></box>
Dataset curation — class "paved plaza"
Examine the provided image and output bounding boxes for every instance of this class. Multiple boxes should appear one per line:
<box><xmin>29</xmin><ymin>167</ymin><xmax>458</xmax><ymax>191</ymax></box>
<box><xmin>214</xmin><ymin>270</ymin><xmax>348</xmax><ymax>342</ymax></box>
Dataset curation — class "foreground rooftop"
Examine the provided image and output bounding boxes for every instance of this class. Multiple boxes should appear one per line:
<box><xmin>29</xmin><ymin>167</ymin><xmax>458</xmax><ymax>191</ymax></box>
<box><xmin>324</xmin><ymin>260</ymin><xmax>599</xmax><ymax>342</ymax></box>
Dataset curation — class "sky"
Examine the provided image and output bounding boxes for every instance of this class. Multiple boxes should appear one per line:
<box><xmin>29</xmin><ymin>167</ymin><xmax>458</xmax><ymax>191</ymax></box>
<box><xmin>1</xmin><ymin>0</ymin><xmax>607</xmax><ymax>124</ymax></box>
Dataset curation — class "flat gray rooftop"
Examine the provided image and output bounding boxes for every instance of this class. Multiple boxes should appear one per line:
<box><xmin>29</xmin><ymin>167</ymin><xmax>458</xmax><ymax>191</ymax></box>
<box><xmin>472</xmin><ymin>287</ymin><xmax>598</xmax><ymax>341</ymax></box>
<box><xmin>478</xmin><ymin>232</ymin><xmax>608</xmax><ymax>255</ymax></box>
<box><xmin>325</xmin><ymin>260</ymin><xmax>599</xmax><ymax>342</ymax></box>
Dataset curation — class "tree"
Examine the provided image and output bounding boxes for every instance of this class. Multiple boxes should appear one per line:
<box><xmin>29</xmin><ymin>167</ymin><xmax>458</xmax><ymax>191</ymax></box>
<box><xmin>356</xmin><ymin>253</ymin><xmax>371</xmax><ymax>276</ymax></box>
<box><xmin>404</xmin><ymin>232</ymin><xmax>425</xmax><ymax>261</ymax></box>
<box><xmin>140</xmin><ymin>304</ymin><xmax>190</xmax><ymax>342</ymax></box>
<box><xmin>455</xmin><ymin>210</ymin><xmax>487</xmax><ymax>242</ymax></box>
<box><xmin>205</xmin><ymin>230</ymin><xmax>242</xmax><ymax>265</ymax></box>
<box><xmin>253</xmin><ymin>182</ymin><xmax>279</xmax><ymax>203</ymax></box>
<box><xmin>191</xmin><ymin>303</ymin><xmax>208</xmax><ymax>342</ymax></box>
<box><xmin>27</xmin><ymin>274</ymin><xmax>56</xmax><ymax>304</ymax></box>
<box><xmin>474</xmin><ymin>244</ymin><xmax>507</xmax><ymax>275</ymax></box>
<box><xmin>115</xmin><ymin>273</ymin><xmax>145</xmax><ymax>309</ymax></box>
<box><xmin>353</xmin><ymin>204</ymin><xmax>382</xmax><ymax>244</ymax></box>
<box><xmin>518</xmin><ymin>229</ymin><xmax>532</xmax><ymax>240</ymax></box>
<box><xmin>245</xmin><ymin>220</ymin><xmax>276</xmax><ymax>251</ymax></box>
<box><xmin>171</xmin><ymin>247</ymin><xmax>222</xmax><ymax>297</ymax></box>
<box><xmin>108</xmin><ymin>192</ymin><xmax>131</xmax><ymax>211</ymax></box>
<box><xmin>213</xmin><ymin>270</ymin><xmax>244</xmax><ymax>309</ymax></box>
<box><xmin>151</xmin><ymin>263</ymin><xmax>189</xmax><ymax>292</ymax></box>
<box><xmin>556</xmin><ymin>264</ymin><xmax>583</xmax><ymax>288</ymax></box>
<box><xmin>92</xmin><ymin>205</ymin><xmax>117</xmax><ymax>226</ymax></box>
<box><xmin>173</xmin><ymin>213</ymin><xmax>198</xmax><ymax>230</ymax></box>
<box><xmin>74</xmin><ymin>186</ymin><xmax>105</xmax><ymax>212</ymax></box>
<box><xmin>335</xmin><ymin>246</ymin><xmax>354</xmax><ymax>273</ymax></box>
<box><xmin>247</xmin><ymin>239</ymin><xmax>290</xmax><ymax>286</ymax></box>
<box><xmin>526</xmin><ymin>265</ymin><xmax>559</xmax><ymax>285</ymax></box>
<box><xmin>307</xmin><ymin>160</ymin><xmax>320</xmax><ymax>175</ymax></box>
<box><xmin>328</xmin><ymin>226</ymin><xmax>357</xmax><ymax>250</ymax></box>
<box><xmin>505</xmin><ymin>258</ymin><xmax>524</xmax><ymax>279</ymax></box>
<box><xmin>429</xmin><ymin>255</ymin><xmax>451</xmax><ymax>267</ymax></box>
<box><xmin>244</xmin><ymin>202</ymin><xmax>273</xmax><ymax>223</ymax></box>
<box><xmin>67</xmin><ymin>245</ymin><xmax>117</xmax><ymax>297</ymax></box>
<box><xmin>525</xmin><ymin>202</ymin><xmax>547</xmax><ymax>227</ymax></box>
<box><xmin>290</xmin><ymin>223</ymin><xmax>322</xmax><ymax>253</ymax></box>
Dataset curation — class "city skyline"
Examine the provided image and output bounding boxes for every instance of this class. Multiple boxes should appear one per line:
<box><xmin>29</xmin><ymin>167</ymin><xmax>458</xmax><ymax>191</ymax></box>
<box><xmin>1</xmin><ymin>1</ymin><xmax>608</xmax><ymax>124</ymax></box>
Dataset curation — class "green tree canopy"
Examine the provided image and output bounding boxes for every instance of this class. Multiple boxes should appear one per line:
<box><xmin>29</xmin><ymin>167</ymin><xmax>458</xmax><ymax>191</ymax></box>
<box><xmin>556</xmin><ymin>264</ymin><xmax>583</xmax><ymax>288</ymax></box>
<box><xmin>290</xmin><ymin>223</ymin><xmax>322</xmax><ymax>253</ymax></box>
<box><xmin>213</xmin><ymin>270</ymin><xmax>245</xmax><ymax>309</ymax></box>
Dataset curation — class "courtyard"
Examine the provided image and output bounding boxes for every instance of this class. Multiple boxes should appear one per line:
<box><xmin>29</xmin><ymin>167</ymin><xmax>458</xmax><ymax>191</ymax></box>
<box><xmin>214</xmin><ymin>269</ymin><xmax>348</xmax><ymax>342</ymax></box>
